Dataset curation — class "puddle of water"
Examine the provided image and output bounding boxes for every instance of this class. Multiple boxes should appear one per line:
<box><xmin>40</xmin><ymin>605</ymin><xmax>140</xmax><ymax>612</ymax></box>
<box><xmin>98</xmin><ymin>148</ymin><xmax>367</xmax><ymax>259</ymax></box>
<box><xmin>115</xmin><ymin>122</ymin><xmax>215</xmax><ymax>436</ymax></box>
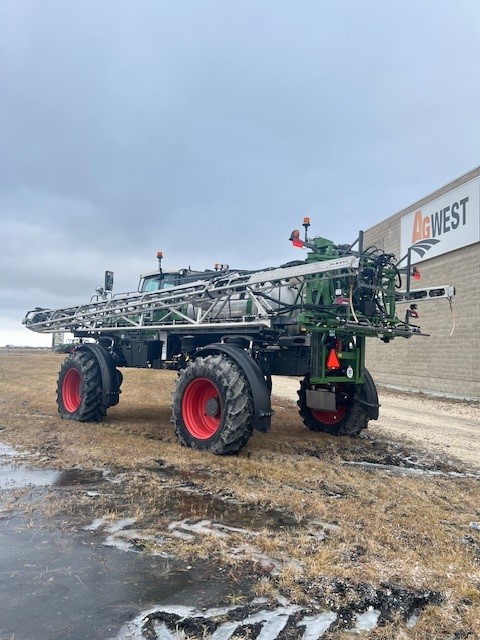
<box><xmin>54</xmin><ymin>468</ymin><xmax>105</xmax><ymax>486</ymax></box>
<box><xmin>0</xmin><ymin>442</ymin><xmax>54</xmax><ymax>489</ymax></box>
<box><xmin>0</xmin><ymin>445</ymin><xmax>440</xmax><ymax>639</ymax></box>
<box><xmin>0</xmin><ymin>464</ymin><xmax>106</xmax><ymax>491</ymax></box>
<box><xmin>0</xmin><ymin>464</ymin><xmax>58</xmax><ymax>489</ymax></box>
<box><xmin>0</xmin><ymin>513</ymin><xmax>234</xmax><ymax>640</ymax></box>
<box><xmin>163</xmin><ymin>488</ymin><xmax>299</xmax><ymax>531</ymax></box>
<box><xmin>0</xmin><ymin>441</ymin><xmax>107</xmax><ymax>491</ymax></box>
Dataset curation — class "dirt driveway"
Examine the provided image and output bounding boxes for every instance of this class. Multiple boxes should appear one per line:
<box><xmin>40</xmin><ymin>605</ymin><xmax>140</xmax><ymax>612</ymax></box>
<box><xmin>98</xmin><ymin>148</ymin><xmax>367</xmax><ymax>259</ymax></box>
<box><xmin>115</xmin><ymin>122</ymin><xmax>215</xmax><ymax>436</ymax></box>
<box><xmin>272</xmin><ymin>377</ymin><xmax>480</xmax><ymax>470</ymax></box>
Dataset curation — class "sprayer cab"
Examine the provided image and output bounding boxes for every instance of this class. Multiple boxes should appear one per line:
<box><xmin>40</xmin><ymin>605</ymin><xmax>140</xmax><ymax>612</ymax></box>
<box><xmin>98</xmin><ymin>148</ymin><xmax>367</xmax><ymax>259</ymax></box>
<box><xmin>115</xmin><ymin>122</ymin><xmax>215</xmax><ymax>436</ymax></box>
<box><xmin>138</xmin><ymin>252</ymin><xmax>239</xmax><ymax>293</ymax></box>
<box><xmin>139</xmin><ymin>270</ymin><xmax>201</xmax><ymax>292</ymax></box>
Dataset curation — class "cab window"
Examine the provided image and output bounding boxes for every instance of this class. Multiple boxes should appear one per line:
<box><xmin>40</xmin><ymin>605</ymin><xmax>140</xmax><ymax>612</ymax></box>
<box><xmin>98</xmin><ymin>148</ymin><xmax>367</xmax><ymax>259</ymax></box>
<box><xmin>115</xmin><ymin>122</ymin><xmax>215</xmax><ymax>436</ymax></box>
<box><xmin>141</xmin><ymin>274</ymin><xmax>177</xmax><ymax>292</ymax></box>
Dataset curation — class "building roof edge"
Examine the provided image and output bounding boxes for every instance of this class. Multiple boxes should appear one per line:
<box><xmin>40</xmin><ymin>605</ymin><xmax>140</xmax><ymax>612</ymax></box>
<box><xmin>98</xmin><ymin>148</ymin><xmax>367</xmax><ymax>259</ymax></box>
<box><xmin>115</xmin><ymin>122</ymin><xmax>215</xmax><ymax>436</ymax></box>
<box><xmin>367</xmin><ymin>165</ymin><xmax>480</xmax><ymax>233</ymax></box>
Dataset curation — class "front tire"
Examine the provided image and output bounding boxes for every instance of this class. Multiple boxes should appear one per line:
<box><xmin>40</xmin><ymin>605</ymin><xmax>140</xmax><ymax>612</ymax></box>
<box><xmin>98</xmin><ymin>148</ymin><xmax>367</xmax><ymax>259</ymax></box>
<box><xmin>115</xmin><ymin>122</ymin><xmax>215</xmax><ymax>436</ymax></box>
<box><xmin>172</xmin><ymin>354</ymin><xmax>254</xmax><ymax>455</ymax></box>
<box><xmin>57</xmin><ymin>351</ymin><xmax>107</xmax><ymax>422</ymax></box>
<box><xmin>297</xmin><ymin>375</ymin><xmax>369</xmax><ymax>436</ymax></box>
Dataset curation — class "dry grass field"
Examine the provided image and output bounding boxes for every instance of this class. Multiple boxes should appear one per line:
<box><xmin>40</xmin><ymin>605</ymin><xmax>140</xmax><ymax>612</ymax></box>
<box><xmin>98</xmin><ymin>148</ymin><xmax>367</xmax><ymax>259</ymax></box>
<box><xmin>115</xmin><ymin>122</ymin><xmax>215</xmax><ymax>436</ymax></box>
<box><xmin>0</xmin><ymin>350</ymin><xmax>479</xmax><ymax>639</ymax></box>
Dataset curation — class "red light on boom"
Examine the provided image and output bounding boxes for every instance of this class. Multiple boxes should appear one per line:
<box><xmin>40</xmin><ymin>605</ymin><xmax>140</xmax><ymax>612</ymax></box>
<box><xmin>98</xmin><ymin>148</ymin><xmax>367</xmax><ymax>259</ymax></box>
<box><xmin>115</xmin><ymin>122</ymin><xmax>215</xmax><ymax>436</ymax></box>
<box><xmin>289</xmin><ymin>229</ymin><xmax>304</xmax><ymax>248</ymax></box>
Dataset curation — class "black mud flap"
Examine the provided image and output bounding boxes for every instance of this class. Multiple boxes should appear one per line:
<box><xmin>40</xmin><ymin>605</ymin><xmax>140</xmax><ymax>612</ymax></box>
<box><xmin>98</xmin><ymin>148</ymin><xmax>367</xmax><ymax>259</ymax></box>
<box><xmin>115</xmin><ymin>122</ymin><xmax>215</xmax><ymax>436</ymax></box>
<box><xmin>359</xmin><ymin>368</ymin><xmax>380</xmax><ymax>420</ymax></box>
<box><xmin>194</xmin><ymin>344</ymin><xmax>273</xmax><ymax>432</ymax></box>
<box><xmin>76</xmin><ymin>343</ymin><xmax>120</xmax><ymax>407</ymax></box>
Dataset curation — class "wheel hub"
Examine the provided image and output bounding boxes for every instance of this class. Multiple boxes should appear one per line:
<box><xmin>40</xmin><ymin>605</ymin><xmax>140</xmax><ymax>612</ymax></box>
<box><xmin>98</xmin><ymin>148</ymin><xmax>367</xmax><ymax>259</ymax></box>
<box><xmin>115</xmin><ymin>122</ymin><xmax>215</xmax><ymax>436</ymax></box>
<box><xmin>205</xmin><ymin>397</ymin><xmax>220</xmax><ymax>417</ymax></box>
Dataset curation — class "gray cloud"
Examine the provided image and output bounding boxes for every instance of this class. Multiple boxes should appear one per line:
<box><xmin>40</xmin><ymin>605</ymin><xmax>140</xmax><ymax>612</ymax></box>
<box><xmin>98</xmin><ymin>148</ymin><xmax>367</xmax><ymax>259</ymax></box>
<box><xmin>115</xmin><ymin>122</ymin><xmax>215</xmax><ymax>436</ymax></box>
<box><xmin>1</xmin><ymin>0</ymin><xmax>480</xmax><ymax>344</ymax></box>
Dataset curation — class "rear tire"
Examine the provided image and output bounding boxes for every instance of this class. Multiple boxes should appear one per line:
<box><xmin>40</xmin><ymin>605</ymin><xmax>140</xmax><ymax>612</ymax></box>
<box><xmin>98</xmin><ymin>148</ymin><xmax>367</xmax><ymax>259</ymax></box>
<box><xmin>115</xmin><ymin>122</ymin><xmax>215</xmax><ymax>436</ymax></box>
<box><xmin>297</xmin><ymin>375</ymin><xmax>368</xmax><ymax>436</ymax></box>
<box><xmin>172</xmin><ymin>354</ymin><xmax>254</xmax><ymax>455</ymax></box>
<box><xmin>57</xmin><ymin>351</ymin><xmax>107</xmax><ymax>422</ymax></box>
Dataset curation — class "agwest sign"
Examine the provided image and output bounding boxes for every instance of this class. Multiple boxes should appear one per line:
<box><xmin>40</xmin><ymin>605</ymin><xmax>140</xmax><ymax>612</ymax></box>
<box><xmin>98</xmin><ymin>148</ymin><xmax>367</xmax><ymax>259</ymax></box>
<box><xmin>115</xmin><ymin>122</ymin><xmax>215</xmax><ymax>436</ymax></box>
<box><xmin>400</xmin><ymin>177</ymin><xmax>480</xmax><ymax>264</ymax></box>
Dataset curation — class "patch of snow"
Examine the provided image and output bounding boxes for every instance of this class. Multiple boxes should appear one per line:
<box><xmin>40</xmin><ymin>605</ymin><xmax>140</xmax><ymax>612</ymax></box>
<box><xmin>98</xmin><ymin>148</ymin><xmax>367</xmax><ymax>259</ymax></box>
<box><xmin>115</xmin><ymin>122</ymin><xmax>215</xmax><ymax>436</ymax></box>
<box><xmin>104</xmin><ymin>472</ymin><xmax>129</xmax><ymax>484</ymax></box>
<box><xmin>240</xmin><ymin>604</ymin><xmax>301</xmax><ymax>639</ymax></box>
<box><xmin>113</xmin><ymin>605</ymin><xmax>197</xmax><ymax>640</ymax></box>
<box><xmin>407</xmin><ymin>611</ymin><xmax>421</xmax><ymax>628</ymax></box>
<box><xmin>167</xmin><ymin>519</ymin><xmax>227</xmax><ymax>538</ymax></box>
<box><xmin>112</xmin><ymin>602</ymin><xmax>340</xmax><ymax>640</ymax></box>
<box><xmin>342</xmin><ymin>460</ymin><xmax>445</xmax><ymax>477</ymax></box>
<box><xmin>167</xmin><ymin>529</ymin><xmax>194</xmax><ymax>541</ymax></box>
<box><xmin>211</xmin><ymin>522</ymin><xmax>259</xmax><ymax>536</ymax></box>
<box><xmin>83</xmin><ymin>517</ymin><xmax>107</xmax><ymax>531</ymax></box>
<box><xmin>353</xmin><ymin>607</ymin><xmax>380</xmax><ymax>632</ymax></box>
<box><xmin>310</xmin><ymin>519</ymin><xmax>341</xmax><ymax>532</ymax></box>
<box><xmin>167</xmin><ymin>517</ymin><xmax>259</xmax><ymax>541</ymax></box>
<box><xmin>105</xmin><ymin>517</ymin><xmax>137</xmax><ymax>533</ymax></box>
<box><xmin>298</xmin><ymin>611</ymin><xmax>337</xmax><ymax>639</ymax></box>
<box><xmin>84</xmin><ymin>517</ymin><xmax>168</xmax><ymax>555</ymax></box>
<box><xmin>229</xmin><ymin>544</ymin><xmax>283</xmax><ymax>573</ymax></box>
<box><xmin>104</xmin><ymin>535</ymin><xmax>137</xmax><ymax>553</ymax></box>
<box><xmin>0</xmin><ymin>443</ymin><xmax>22</xmax><ymax>457</ymax></box>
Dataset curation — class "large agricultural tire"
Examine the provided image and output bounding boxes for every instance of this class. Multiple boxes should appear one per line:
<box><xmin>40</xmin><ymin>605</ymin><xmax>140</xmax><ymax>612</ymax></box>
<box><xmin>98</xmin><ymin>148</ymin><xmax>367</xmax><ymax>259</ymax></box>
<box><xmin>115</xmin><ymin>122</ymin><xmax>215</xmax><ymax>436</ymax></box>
<box><xmin>172</xmin><ymin>354</ymin><xmax>254</xmax><ymax>455</ymax></box>
<box><xmin>56</xmin><ymin>350</ymin><xmax>107</xmax><ymax>422</ymax></box>
<box><xmin>297</xmin><ymin>375</ymin><xmax>369</xmax><ymax>437</ymax></box>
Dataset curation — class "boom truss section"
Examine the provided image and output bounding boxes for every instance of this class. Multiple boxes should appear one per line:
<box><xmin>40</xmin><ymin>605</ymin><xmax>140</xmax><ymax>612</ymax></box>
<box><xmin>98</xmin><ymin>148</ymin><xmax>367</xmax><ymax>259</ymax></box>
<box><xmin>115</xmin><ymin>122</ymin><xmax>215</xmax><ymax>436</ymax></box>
<box><xmin>23</xmin><ymin>256</ymin><xmax>360</xmax><ymax>334</ymax></box>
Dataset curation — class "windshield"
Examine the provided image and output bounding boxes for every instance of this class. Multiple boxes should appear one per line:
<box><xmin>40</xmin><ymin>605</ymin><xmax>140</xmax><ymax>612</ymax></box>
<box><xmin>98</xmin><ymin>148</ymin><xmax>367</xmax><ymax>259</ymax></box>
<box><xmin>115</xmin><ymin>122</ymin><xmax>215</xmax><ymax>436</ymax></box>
<box><xmin>141</xmin><ymin>274</ymin><xmax>177</xmax><ymax>292</ymax></box>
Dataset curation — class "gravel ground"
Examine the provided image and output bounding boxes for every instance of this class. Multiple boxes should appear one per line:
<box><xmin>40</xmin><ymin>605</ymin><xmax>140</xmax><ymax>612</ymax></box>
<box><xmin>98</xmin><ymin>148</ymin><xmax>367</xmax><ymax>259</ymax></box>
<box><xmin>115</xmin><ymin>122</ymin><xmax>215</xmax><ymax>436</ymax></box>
<box><xmin>272</xmin><ymin>376</ymin><xmax>480</xmax><ymax>470</ymax></box>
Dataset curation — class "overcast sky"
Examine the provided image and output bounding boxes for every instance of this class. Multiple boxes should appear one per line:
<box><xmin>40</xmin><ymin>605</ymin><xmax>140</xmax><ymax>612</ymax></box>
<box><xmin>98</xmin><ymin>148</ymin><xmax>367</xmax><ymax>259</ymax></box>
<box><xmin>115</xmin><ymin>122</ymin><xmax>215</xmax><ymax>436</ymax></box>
<box><xmin>1</xmin><ymin>1</ymin><xmax>479</xmax><ymax>346</ymax></box>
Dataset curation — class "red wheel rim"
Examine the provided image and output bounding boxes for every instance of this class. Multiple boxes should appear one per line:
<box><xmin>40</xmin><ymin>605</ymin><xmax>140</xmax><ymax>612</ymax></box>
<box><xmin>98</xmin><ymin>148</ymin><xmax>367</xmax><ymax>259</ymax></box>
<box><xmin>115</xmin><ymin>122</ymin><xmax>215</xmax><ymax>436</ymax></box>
<box><xmin>62</xmin><ymin>368</ymin><xmax>81</xmax><ymax>412</ymax></box>
<box><xmin>311</xmin><ymin>405</ymin><xmax>348</xmax><ymax>425</ymax></box>
<box><xmin>182</xmin><ymin>378</ymin><xmax>222</xmax><ymax>439</ymax></box>
<box><xmin>310</xmin><ymin>383</ymin><xmax>349</xmax><ymax>425</ymax></box>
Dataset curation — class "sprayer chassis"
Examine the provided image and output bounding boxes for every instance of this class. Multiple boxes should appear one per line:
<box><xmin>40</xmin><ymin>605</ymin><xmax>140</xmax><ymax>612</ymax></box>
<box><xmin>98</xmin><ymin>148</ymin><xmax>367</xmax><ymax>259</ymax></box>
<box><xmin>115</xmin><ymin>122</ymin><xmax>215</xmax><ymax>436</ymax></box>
<box><xmin>24</xmin><ymin>228</ymin><xmax>455</xmax><ymax>455</ymax></box>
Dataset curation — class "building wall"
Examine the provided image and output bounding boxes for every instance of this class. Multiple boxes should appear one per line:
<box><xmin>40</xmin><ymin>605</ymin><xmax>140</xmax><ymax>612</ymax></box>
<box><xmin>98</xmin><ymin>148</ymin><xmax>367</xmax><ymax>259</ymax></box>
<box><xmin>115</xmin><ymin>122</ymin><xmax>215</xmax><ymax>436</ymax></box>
<box><xmin>364</xmin><ymin>167</ymin><xmax>480</xmax><ymax>400</ymax></box>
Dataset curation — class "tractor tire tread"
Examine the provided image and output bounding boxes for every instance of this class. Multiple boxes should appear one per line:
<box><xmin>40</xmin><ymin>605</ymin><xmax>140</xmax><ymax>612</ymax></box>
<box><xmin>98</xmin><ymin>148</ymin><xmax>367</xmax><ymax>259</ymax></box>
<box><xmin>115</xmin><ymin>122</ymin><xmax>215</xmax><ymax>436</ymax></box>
<box><xmin>56</xmin><ymin>351</ymin><xmax>106</xmax><ymax>422</ymax></box>
<box><xmin>172</xmin><ymin>354</ymin><xmax>254</xmax><ymax>455</ymax></box>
